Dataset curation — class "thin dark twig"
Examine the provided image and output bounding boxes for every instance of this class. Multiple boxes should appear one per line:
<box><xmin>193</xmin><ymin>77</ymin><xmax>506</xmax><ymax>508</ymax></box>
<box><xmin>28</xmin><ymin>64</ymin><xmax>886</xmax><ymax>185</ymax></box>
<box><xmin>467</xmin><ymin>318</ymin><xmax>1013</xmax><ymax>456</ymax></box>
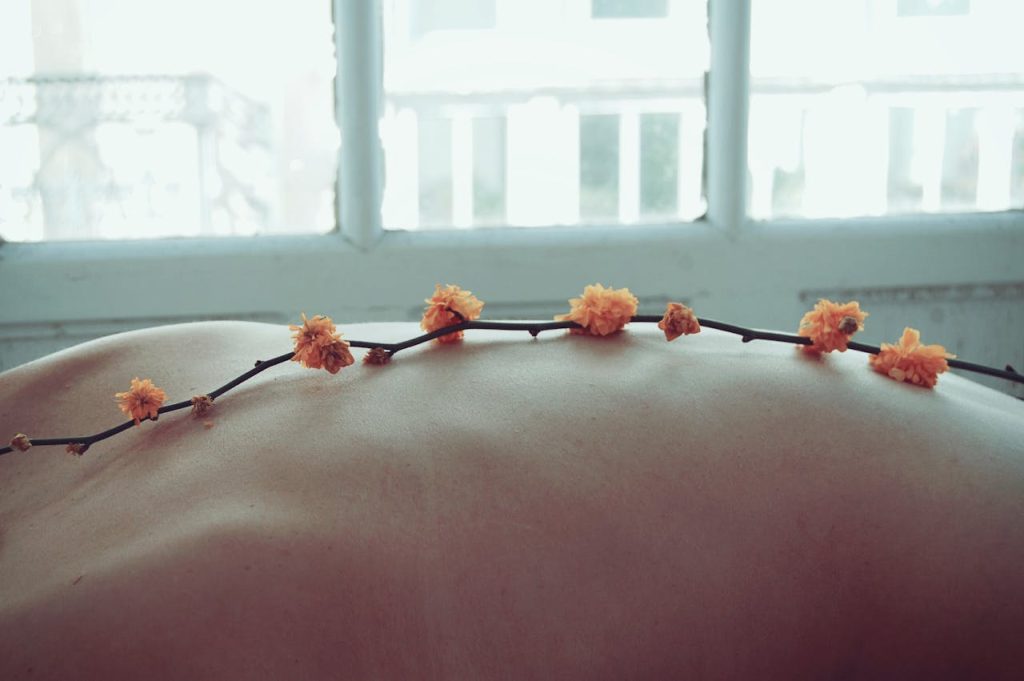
<box><xmin>1</xmin><ymin>315</ymin><xmax>1020</xmax><ymax>457</ymax></box>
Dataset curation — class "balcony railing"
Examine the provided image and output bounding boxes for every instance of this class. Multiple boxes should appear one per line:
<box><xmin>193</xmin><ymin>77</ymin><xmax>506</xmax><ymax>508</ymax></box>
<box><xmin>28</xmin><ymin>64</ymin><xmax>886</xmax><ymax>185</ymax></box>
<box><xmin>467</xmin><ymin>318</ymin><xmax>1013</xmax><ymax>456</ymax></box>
<box><xmin>0</xmin><ymin>74</ymin><xmax>272</xmax><ymax>240</ymax></box>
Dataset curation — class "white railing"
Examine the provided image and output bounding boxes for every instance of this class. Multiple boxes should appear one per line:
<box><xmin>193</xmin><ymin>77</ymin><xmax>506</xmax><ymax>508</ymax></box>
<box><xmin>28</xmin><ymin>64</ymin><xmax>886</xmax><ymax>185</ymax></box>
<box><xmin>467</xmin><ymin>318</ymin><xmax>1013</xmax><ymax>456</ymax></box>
<box><xmin>381</xmin><ymin>76</ymin><xmax>1024</xmax><ymax>230</ymax></box>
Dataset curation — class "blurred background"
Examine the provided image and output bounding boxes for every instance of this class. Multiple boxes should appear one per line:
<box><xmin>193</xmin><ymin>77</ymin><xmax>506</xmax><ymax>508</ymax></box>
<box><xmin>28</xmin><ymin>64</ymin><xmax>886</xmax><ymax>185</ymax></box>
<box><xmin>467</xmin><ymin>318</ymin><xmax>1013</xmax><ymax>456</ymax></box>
<box><xmin>1</xmin><ymin>0</ymin><xmax>1022</xmax><ymax>396</ymax></box>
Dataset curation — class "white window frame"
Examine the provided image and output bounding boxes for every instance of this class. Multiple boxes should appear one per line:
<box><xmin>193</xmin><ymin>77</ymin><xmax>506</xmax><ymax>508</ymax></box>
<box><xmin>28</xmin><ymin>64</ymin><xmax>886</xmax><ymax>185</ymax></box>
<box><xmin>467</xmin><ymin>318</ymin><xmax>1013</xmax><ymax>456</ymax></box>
<box><xmin>1</xmin><ymin>0</ymin><xmax>1022</xmax><ymax>362</ymax></box>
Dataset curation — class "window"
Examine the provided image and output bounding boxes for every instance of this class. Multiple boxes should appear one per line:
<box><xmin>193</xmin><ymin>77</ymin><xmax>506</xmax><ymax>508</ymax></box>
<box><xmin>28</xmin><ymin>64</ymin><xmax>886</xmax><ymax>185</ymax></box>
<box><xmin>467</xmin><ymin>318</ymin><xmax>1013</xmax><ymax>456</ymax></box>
<box><xmin>2</xmin><ymin>1</ymin><xmax>1022</xmax><ymax>397</ymax></box>
<box><xmin>748</xmin><ymin>0</ymin><xmax>1024</xmax><ymax>219</ymax></box>
<box><xmin>0</xmin><ymin>0</ymin><xmax>337</xmax><ymax>242</ymax></box>
<box><xmin>6</xmin><ymin>0</ymin><xmax>1022</xmax><ymax>242</ymax></box>
<box><xmin>380</xmin><ymin>0</ymin><xmax>707</xmax><ymax>230</ymax></box>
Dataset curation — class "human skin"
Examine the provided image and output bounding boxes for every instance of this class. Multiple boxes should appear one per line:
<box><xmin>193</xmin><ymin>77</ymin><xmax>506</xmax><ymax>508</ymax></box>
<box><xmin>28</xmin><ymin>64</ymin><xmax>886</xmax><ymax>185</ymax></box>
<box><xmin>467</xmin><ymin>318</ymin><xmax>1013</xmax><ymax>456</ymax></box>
<box><xmin>0</xmin><ymin>321</ymin><xmax>1022</xmax><ymax>680</ymax></box>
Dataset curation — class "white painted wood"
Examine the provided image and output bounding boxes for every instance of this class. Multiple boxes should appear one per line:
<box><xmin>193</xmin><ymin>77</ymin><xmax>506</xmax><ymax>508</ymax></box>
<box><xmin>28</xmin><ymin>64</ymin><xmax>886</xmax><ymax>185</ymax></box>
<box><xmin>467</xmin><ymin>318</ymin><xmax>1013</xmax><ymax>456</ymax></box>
<box><xmin>706</xmin><ymin>0</ymin><xmax>751</xmax><ymax>234</ymax></box>
<box><xmin>335</xmin><ymin>0</ymin><xmax>384</xmax><ymax>248</ymax></box>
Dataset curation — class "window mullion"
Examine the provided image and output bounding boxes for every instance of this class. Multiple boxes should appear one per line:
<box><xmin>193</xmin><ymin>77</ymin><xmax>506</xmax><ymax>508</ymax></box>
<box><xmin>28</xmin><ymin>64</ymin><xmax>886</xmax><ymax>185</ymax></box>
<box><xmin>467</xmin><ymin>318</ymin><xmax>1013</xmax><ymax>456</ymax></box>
<box><xmin>705</xmin><ymin>0</ymin><xmax>751</xmax><ymax>234</ymax></box>
<box><xmin>335</xmin><ymin>0</ymin><xmax>384</xmax><ymax>248</ymax></box>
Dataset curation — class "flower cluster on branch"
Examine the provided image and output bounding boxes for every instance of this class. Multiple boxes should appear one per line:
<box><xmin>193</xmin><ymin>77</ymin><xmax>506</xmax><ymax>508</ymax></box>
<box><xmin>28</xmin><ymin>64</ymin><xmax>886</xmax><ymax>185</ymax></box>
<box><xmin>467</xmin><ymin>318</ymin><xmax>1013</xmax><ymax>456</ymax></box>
<box><xmin>290</xmin><ymin>313</ymin><xmax>355</xmax><ymax>374</ymax></box>
<box><xmin>2</xmin><ymin>282</ymin><xmax>1016</xmax><ymax>459</ymax></box>
<box><xmin>798</xmin><ymin>299</ymin><xmax>868</xmax><ymax>354</ymax></box>
<box><xmin>421</xmin><ymin>284</ymin><xmax>485</xmax><ymax>343</ymax></box>
<box><xmin>115</xmin><ymin>377</ymin><xmax>167</xmax><ymax>426</ymax></box>
<box><xmin>868</xmin><ymin>327</ymin><xmax>955</xmax><ymax>388</ymax></box>
<box><xmin>556</xmin><ymin>283</ymin><xmax>638</xmax><ymax>336</ymax></box>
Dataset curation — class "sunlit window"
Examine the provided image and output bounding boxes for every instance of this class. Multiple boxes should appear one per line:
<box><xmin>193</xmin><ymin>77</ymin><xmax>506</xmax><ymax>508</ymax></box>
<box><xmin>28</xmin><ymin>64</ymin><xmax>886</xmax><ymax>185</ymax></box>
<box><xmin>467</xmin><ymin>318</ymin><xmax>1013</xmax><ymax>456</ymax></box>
<box><xmin>748</xmin><ymin>0</ymin><xmax>1024</xmax><ymax>220</ymax></box>
<box><xmin>0</xmin><ymin>0</ymin><xmax>338</xmax><ymax>242</ymax></box>
<box><xmin>380</xmin><ymin>0</ymin><xmax>708</xmax><ymax>230</ymax></box>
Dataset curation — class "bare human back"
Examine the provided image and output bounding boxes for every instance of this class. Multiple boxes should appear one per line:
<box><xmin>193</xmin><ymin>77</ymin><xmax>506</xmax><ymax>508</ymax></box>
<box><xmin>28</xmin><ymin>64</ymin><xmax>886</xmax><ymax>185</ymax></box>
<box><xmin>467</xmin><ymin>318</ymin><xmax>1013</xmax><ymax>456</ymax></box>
<box><xmin>1</xmin><ymin>321</ymin><xmax>1022</xmax><ymax>680</ymax></box>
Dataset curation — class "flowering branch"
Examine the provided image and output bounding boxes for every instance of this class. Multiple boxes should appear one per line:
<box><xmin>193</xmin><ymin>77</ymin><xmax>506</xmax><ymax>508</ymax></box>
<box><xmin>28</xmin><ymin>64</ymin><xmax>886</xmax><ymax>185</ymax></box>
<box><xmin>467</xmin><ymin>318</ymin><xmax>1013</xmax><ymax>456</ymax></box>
<box><xmin>2</xmin><ymin>313</ymin><xmax>1020</xmax><ymax>457</ymax></box>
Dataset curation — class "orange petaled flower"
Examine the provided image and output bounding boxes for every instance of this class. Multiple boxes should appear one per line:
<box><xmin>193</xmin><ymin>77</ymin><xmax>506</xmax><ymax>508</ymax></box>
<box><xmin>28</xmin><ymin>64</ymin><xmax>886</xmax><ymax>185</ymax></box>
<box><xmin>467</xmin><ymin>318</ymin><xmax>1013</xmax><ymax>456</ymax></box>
<box><xmin>115</xmin><ymin>377</ymin><xmax>167</xmax><ymax>426</ymax></box>
<box><xmin>658</xmin><ymin>302</ymin><xmax>701</xmax><ymax>341</ymax></box>
<box><xmin>289</xmin><ymin>313</ymin><xmax>355</xmax><ymax>374</ymax></box>
<box><xmin>10</xmin><ymin>433</ymin><xmax>32</xmax><ymax>452</ymax></box>
<box><xmin>798</xmin><ymin>299</ymin><xmax>868</xmax><ymax>354</ymax></box>
<box><xmin>363</xmin><ymin>347</ymin><xmax>392</xmax><ymax>365</ymax></box>
<box><xmin>869</xmin><ymin>327</ymin><xmax>955</xmax><ymax>389</ymax></box>
<box><xmin>420</xmin><ymin>284</ymin><xmax>485</xmax><ymax>344</ymax></box>
<box><xmin>555</xmin><ymin>283</ymin><xmax>639</xmax><ymax>336</ymax></box>
<box><xmin>190</xmin><ymin>394</ymin><xmax>215</xmax><ymax>417</ymax></box>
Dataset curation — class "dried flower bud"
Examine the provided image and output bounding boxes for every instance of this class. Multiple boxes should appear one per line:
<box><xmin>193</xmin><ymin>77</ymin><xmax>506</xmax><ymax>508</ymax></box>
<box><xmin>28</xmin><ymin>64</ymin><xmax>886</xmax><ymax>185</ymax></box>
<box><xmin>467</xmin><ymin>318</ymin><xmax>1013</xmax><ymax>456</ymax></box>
<box><xmin>797</xmin><ymin>299</ymin><xmax>868</xmax><ymax>354</ymax></box>
<box><xmin>556</xmin><ymin>283</ymin><xmax>638</xmax><ymax>336</ymax></box>
<box><xmin>869</xmin><ymin>327</ymin><xmax>955</xmax><ymax>389</ymax></box>
<box><xmin>190</xmin><ymin>394</ymin><xmax>215</xmax><ymax>417</ymax></box>
<box><xmin>115</xmin><ymin>377</ymin><xmax>167</xmax><ymax>426</ymax></box>
<box><xmin>66</xmin><ymin>442</ymin><xmax>90</xmax><ymax>456</ymax></box>
<box><xmin>838</xmin><ymin>316</ymin><xmax>860</xmax><ymax>335</ymax></box>
<box><xmin>10</xmin><ymin>433</ymin><xmax>32</xmax><ymax>452</ymax></box>
<box><xmin>658</xmin><ymin>302</ymin><xmax>701</xmax><ymax>341</ymax></box>
<box><xmin>363</xmin><ymin>347</ymin><xmax>392</xmax><ymax>365</ymax></box>
<box><xmin>421</xmin><ymin>284</ymin><xmax>485</xmax><ymax>343</ymax></box>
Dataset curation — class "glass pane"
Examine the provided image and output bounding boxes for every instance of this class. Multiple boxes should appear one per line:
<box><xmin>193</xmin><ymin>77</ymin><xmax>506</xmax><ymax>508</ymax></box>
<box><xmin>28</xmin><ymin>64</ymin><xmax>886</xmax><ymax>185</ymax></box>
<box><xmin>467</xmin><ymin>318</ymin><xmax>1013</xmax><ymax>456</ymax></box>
<box><xmin>1012</xmin><ymin>111</ymin><xmax>1024</xmax><ymax>207</ymax></box>
<box><xmin>418</xmin><ymin>117</ymin><xmax>454</xmax><ymax>226</ymax></box>
<box><xmin>0</xmin><ymin>0</ymin><xmax>338</xmax><ymax>242</ymax></box>
<box><xmin>592</xmin><ymin>0</ymin><xmax>669</xmax><ymax>19</ymax></box>
<box><xmin>640</xmin><ymin>112</ymin><xmax>680</xmax><ymax>218</ymax></box>
<box><xmin>381</xmin><ymin>0</ymin><xmax>707</xmax><ymax>230</ymax></box>
<box><xmin>580</xmin><ymin>114</ymin><xmax>620</xmax><ymax>220</ymax></box>
<box><xmin>473</xmin><ymin>116</ymin><xmax>507</xmax><ymax>224</ymax></box>
<box><xmin>748</xmin><ymin>0</ymin><xmax>1024</xmax><ymax>220</ymax></box>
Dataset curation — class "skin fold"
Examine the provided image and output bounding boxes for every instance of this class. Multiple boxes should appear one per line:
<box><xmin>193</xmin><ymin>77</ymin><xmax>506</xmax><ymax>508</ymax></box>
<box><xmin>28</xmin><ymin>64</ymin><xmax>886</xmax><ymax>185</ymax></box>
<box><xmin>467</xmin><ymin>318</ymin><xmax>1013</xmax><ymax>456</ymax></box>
<box><xmin>0</xmin><ymin>321</ymin><xmax>1022</xmax><ymax>680</ymax></box>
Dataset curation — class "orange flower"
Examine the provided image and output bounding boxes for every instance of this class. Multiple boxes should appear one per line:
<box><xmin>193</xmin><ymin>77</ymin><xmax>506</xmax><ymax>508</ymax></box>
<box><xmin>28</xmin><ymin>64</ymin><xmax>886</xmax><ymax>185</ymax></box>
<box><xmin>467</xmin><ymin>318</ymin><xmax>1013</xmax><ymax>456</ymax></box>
<box><xmin>556</xmin><ymin>283</ymin><xmax>638</xmax><ymax>336</ymax></box>
<box><xmin>363</xmin><ymin>347</ymin><xmax>392</xmax><ymax>365</ymax></box>
<box><xmin>798</xmin><ymin>299</ymin><xmax>868</xmax><ymax>353</ymax></box>
<box><xmin>869</xmin><ymin>327</ymin><xmax>955</xmax><ymax>389</ymax></box>
<box><xmin>658</xmin><ymin>302</ymin><xmax>701</xmax><ymax>341</ymax></box>
<box><xmin>10</xmin><ymin>433</ymin><xmax>31</xmax><ymax>452</ymax></box>
<box><xmin>289</xmin><ymin>313</ymin><xmax>355</xmax><ymax>374</ymax></box>
<box><xmin>190</xmin><ymin>394</ymin><xmax>215</xmax><ymax>417</ymax></box>
<box><xmin>115</xmin><ymin>377</ymin><xmax>167</xmax><ymax>426</ymax></box>
<box><xmin>420</xmin><ymin>284</ymin><xmax>485</xmax><ymax>344</ymax></box>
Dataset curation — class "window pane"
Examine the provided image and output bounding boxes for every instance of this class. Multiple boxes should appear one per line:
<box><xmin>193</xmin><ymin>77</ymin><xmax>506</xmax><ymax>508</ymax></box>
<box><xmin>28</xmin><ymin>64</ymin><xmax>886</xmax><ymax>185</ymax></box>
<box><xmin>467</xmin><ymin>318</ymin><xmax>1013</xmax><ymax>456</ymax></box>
<box><xmin>473</xmin><ymin>116</ymin><xmax>507</xmax><ymax>224</ymax></box>
<box><xmin>580</xmin><ymin>114</ymin><xmax>620</xmax><ymax>220</ymax></box>
<box><xmin>1012</xmin><ymin>111</ymin><xmax>1024</xmax><ymax>207</ymax></box>
<box><xmin>0</xmin><ymin>0</ymin><xmax>338</xmax><ymax>242</ymax></box>
<box><xmin>418</xmin><ymin>117</ymin><xmax>454</xmax><ymax>226</ymax></box>
<box><xmin>640</xmin><ymin>112</ymin><xmax>680</xmax><ymax>218</ymax></box>
<box><xmin>381</xmin><ymin>0</ymin><xmax>707</xmax><ymax>230</ymax></box>
<box><xmin>748</xmin><ymin>0</ymin><xmax>1024</xmax><ymax>220</ymax></box>
<box><xmin>592</xmin><ymin>0</ymin><xmax>669</xmax><ymax>19</ymax></box>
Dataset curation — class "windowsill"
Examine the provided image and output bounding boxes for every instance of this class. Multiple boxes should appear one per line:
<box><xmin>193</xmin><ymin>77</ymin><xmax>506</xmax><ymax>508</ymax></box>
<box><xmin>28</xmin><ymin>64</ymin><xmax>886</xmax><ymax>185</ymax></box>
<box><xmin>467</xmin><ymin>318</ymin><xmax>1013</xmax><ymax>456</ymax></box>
<box><xmin>3</xmin><ymin>209</ymin><xmax>1022</xmax><ymax>264</ymax></box>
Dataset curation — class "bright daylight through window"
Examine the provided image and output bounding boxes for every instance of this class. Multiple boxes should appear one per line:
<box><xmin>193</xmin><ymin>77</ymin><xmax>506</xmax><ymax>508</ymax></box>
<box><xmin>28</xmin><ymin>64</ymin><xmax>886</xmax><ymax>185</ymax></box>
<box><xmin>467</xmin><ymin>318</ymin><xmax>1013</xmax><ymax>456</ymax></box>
<box><xmin>0</xmin><ymin>0</ymin><xmax>337</xmax><ymax>242</ymax></box>
<box><xmin>381</xmin><ymin>0</ymin><xmax>708</xmax><ymax>230</ymax></box>
<box><xmin>1</xmin><ymin>0</ymin><xmax>1022</xmax><ymax>242</ymax></box>
<box><xmin>748</xmin><ymin>0</ymin><xmax>1024</xmax><ymax>219</ymax></box>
